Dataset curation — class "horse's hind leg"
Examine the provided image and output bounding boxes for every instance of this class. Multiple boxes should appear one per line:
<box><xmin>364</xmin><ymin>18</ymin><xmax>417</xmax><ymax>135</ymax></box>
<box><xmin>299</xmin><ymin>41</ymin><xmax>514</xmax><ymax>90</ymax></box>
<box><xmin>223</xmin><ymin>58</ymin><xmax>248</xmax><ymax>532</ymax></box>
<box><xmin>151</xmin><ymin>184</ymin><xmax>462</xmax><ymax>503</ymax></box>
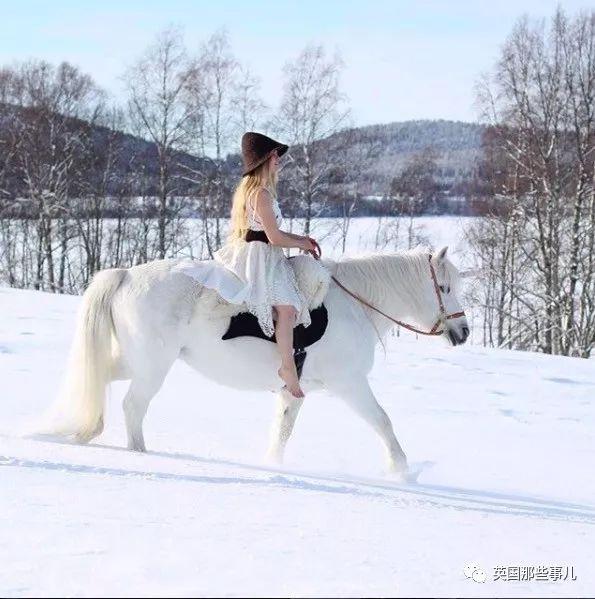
<box><xmin>123</xmin><ymin>370</ymin><xmax>169</xmax><ymax>452</ymax></box>
<box><xmin>328</xmin><ymin>376</ymin><xmax>408</xmax><ymax>474</ymax></box>
<box><xmin>267</xmin><ymin>388</ymin><xmax>304</xmax><ymax>464</ymax></box>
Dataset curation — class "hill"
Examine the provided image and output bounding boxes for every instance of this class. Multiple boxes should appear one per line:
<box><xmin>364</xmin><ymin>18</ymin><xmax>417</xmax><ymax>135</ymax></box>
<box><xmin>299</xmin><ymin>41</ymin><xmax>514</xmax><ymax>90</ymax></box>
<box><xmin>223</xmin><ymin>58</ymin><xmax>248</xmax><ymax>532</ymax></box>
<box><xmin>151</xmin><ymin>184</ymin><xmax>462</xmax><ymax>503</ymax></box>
<box><xmin>1</xmin><ymin>109</ymin><xmax>483</xmax><ymax>205</ymax></box>
<box><xmin>329</xmin><ymin>119</ymin><xmax>484</xmax><ymax>195</ymax></box>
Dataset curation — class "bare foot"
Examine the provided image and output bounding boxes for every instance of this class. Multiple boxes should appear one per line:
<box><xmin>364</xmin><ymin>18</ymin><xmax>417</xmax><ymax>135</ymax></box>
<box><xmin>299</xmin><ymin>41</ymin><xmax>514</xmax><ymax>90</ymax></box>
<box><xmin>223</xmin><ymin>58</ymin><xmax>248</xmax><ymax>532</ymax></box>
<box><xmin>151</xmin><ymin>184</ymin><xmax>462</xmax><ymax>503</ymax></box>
<box><xmin>278</xmin><ymin>365</ymin><xmax>304</xmax><ymax>398</ymax></box>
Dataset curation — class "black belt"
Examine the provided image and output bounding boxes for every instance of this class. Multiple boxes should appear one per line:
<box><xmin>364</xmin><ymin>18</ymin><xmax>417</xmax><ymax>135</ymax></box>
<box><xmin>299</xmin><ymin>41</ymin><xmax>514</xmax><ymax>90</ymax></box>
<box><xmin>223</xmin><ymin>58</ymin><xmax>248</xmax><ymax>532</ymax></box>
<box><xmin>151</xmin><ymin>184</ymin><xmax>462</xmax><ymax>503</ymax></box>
<box><xmin>245</xmin><ymin>229</ymin><xmax>269</xmax><ymax>243</ymax></box>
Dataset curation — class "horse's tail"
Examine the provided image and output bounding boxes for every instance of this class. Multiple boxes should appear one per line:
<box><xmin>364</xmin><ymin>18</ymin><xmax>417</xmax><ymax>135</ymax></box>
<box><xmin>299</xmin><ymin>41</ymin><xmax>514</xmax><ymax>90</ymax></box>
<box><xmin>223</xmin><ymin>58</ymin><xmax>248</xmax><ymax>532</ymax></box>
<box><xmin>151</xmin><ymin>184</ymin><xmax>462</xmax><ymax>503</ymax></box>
<box><xmin>45</xmin><ymin>268</ymin><xmax>127</xmax><ymax>443</ymax></box>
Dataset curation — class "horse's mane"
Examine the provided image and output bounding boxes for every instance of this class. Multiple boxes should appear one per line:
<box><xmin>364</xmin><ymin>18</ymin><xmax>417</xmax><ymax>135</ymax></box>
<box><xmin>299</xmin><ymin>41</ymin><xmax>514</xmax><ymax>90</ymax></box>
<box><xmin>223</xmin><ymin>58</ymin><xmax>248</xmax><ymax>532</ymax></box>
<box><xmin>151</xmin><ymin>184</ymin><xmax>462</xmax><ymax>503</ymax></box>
<box><xmin>327</xmin><ymin>246</ymin><xmax>461</xmax><ymax>317</ymax></box>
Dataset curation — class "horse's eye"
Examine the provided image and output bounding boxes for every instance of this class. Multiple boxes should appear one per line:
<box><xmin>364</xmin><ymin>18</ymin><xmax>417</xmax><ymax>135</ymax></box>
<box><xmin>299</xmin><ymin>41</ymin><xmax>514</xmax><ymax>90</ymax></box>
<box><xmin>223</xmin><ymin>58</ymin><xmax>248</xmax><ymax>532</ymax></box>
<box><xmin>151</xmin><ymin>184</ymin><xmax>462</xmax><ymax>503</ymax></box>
<box><xmin>439</xmin><ymin>285</ymin><xmax>450</xmax><ymax>294</ymax></box>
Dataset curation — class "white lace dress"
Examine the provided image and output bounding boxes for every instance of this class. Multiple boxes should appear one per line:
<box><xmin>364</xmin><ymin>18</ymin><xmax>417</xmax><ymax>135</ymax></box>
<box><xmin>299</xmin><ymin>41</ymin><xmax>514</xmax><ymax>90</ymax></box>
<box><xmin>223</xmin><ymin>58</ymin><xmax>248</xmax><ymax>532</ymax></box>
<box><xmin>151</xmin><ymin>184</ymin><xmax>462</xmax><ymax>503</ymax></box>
<box><xmin>173</xmin><ymin>193</ymin><xmax>311</xmax><ymax>337</ymax></box>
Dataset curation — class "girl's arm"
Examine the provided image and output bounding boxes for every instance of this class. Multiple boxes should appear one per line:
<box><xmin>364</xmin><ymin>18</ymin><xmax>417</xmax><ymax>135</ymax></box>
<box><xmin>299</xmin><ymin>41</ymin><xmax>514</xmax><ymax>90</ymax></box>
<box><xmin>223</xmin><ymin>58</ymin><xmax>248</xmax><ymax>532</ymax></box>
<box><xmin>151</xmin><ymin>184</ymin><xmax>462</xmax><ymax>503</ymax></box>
<box><xmin>278</xmin><ymin>225</ymin><xmax>322</xmax><ymax>259</ymax></box>
<box><xmin>280</xmin><ymin>230</ymin><xmax>307</xmax><ymax>242</ymax></box>
<box><xmin>254</xmin><ymin>189</ymin><xmax>315</xmax><ymax>252</ymax></box>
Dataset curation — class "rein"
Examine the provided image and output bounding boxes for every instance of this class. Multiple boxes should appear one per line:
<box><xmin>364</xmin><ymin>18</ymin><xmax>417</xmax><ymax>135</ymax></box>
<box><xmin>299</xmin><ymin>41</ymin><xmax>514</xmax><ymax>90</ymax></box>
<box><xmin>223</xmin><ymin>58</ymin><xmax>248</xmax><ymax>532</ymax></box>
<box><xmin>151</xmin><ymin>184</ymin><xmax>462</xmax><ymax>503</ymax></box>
<box><xmin>330</xmin><ymin>254</ymin><xmax>466</xmax><ymax>336</ymax></box>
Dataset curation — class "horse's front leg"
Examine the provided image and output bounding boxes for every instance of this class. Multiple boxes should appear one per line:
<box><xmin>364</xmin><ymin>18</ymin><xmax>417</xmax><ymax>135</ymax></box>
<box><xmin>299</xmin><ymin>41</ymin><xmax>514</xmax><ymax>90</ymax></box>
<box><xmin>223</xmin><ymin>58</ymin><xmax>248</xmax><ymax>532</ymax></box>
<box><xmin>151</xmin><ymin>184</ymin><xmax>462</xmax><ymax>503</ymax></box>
<box><xmin>266</xmin><ymin>387</ymin><xmax>304</xmax><ymax>464</ymax></box>
<box><xmin>328</xmin><ymin>375</ymin><xmax>408</xmax><ymax>475</ymax></box>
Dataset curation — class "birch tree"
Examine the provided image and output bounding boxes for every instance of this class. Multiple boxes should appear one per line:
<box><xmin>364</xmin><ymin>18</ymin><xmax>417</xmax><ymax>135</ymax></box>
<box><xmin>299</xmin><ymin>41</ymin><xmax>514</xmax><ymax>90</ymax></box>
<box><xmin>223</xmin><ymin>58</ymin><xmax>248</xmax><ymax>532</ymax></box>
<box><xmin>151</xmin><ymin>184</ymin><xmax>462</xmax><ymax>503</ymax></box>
<box><xmin>274</xmin><ymin>44</ymin><xmax>351</xmax><ymax>234</ymax></box>
<box><xmin>8</xmin><ymin>60</ymin><xmax>102</xmax><ymax>291</ymax></box>
<box><xmin>183</xmin><ymin>28</ymin><xmax>246</xmax><ymax>253</ymax></box>
<box><xmin>471</xmin><ymin>7</ymin><xmax>595</xmax><ymax>357</ymax></box>
<box><xmin>125</xmin><ymin>26</ymin><xmax>195</xmax><ymax>259</ymax></box>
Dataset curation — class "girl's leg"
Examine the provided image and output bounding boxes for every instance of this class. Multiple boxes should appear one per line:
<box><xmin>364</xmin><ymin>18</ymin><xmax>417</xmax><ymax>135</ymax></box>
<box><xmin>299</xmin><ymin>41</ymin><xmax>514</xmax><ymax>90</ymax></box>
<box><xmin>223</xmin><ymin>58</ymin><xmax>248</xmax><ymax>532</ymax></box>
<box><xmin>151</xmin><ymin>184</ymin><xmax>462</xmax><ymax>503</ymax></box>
<box><xmin>274</xmin><ymin>304</ymin><xmax>304</xmax><ymax>398</ymax></box>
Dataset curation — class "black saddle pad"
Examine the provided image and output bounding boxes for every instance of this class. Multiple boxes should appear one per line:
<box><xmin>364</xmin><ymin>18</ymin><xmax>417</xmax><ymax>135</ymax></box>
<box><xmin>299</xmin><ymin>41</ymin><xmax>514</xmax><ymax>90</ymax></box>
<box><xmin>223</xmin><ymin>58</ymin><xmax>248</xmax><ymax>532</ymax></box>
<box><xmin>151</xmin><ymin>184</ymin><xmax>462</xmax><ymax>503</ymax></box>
<box><xmin>221</xmin><ymin>303</ymin><xmax>328</xmax><ymax>350</ymax></box>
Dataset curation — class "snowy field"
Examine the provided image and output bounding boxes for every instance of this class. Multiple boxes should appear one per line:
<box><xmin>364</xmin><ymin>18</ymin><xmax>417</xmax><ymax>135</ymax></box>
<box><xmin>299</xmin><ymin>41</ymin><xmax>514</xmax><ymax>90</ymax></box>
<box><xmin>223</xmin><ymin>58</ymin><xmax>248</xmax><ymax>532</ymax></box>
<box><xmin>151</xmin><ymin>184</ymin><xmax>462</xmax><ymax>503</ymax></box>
<box><xmin>1</xmin><ymin>217</ymin><xmax>594</xmax><ymax>597</ymax></box>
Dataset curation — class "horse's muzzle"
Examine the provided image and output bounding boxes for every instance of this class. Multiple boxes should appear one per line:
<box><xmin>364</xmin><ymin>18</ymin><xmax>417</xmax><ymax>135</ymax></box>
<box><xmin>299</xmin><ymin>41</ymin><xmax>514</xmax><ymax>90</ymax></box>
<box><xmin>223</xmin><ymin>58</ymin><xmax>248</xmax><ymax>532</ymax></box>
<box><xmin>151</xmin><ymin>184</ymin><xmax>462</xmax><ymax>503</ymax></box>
<box><xmin>448</xmin><ymin>324</ymin><xmax>469</xmax><ymax>346</ymax></box>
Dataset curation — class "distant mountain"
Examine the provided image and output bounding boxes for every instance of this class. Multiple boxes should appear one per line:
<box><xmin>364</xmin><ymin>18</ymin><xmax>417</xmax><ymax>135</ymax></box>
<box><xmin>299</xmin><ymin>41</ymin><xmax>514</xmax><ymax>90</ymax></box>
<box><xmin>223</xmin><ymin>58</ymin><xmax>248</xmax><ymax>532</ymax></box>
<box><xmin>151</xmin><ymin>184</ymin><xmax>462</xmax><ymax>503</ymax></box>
<box><xmin>0</xmin><ymin>103</ymin><xmax>208</xmax><ymax>199</ymax></box>
<box><xmin>2</xmin><ymin>108</ymin><xmax>484</xmax><ymax>210</ymax></box>
<box><xmin>330</xmin><ymin>119</ymin><xmax>484</xmax><ymax>195</ymax></box>
<box><xmin>224</xmin><ymin>119</ymin><xmax>484</xmax><ymax>198</ymax></box>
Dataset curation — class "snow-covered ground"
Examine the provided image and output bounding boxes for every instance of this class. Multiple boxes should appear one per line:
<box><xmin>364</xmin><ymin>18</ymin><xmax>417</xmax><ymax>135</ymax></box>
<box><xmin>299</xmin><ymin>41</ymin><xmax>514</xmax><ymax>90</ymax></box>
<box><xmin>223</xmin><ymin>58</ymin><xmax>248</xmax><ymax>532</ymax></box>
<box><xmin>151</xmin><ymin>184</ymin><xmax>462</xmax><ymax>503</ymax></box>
<box><xmin>1</xmin><ymin>273</ymin><xmax>594</xmax><ymax>596</ymax></box>
<box><xmin>0</xmin><ymin>217</ymin><xmax>592</xmax><ymax>596</ymax></box>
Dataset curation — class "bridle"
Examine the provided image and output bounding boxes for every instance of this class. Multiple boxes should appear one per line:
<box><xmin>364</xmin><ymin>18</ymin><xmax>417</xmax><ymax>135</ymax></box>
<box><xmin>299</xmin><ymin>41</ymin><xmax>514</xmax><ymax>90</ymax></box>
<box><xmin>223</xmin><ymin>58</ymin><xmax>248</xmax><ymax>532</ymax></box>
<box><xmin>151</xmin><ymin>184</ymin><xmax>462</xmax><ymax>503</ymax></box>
<box><xmin>330</xmin><ymin>254</ymin><xmax>466</xmax><ymax>336</ymax></box>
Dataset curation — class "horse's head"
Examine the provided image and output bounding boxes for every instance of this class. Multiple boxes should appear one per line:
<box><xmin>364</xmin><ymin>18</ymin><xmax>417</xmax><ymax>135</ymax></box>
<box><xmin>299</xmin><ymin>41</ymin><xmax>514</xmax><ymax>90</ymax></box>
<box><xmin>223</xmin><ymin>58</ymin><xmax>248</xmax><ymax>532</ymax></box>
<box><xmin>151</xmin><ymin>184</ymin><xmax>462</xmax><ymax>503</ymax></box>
<box><xmin>333</xmin><ymin>246</ymin><xmax>470</xmax><ymax>346</ymax></box>
<box><xmin>393</xmin><ymin>246</ymin><xmax>469</xmax><ymax>345</ymax></box>
<box><xmin>426</xmin><ymin>246</ymin><xmax>469</xmax><ymax>346</ymax></box>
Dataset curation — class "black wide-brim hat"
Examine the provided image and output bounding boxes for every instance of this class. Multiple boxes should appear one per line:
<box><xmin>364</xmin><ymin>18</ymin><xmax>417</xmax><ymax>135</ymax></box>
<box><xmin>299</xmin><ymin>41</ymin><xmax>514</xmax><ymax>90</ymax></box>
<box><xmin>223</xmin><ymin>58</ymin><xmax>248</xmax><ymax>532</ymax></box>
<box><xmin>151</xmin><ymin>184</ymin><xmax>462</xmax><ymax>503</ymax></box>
<box><xmin>241</xmin><ymin>131</ymin><xmax>289</xmax><ymax>177</ymax></box>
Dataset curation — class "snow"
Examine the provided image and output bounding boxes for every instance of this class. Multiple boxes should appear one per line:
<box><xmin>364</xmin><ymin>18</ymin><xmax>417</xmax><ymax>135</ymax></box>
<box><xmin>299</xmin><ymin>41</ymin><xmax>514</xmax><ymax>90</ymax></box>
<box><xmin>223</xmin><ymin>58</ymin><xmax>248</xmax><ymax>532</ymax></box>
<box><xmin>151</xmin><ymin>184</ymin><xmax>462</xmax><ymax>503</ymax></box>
<box><xmin>1</xmin><ymin>227</ymin><xmax>595</xmax><ymax>597</ymax></box>
<box><xmin>306</xmin><ymin>215</ymin><xmax>473</xmax><ymax>258</ymax></box>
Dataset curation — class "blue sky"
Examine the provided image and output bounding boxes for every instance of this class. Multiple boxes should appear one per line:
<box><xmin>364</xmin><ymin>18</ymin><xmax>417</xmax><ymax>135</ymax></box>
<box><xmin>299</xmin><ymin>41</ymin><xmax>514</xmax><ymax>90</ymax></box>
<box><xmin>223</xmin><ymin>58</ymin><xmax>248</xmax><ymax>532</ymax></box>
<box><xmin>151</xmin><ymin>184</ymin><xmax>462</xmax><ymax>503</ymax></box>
<box><xmin>1</xmin><ymin>0</ymin><xmax>590</xmax><ymax>126</ymax></box>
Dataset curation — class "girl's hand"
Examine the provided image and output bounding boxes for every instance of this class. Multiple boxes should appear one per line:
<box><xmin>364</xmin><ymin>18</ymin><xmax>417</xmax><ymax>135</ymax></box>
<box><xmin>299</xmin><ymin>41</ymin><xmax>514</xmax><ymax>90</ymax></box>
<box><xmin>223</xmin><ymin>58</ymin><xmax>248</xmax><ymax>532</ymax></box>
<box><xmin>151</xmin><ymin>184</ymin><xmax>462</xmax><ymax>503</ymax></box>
<box><xmin>307</xmin><ymin>236</ymin><xmax>321</xmax><ymax>259</ymax></box>
<box><xmin>300</xmin><ymin>236</ymin><xmax>321</xmax><ymax>259</ymax></box>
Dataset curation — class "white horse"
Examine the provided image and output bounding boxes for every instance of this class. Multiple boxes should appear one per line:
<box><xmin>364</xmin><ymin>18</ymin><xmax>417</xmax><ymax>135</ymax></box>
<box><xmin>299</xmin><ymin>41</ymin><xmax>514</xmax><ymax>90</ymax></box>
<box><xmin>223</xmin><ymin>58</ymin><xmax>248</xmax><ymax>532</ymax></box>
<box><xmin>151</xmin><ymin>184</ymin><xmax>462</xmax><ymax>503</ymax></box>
<box><xmin>47</xmin><ymin>245</ymin><xmax>469</xmax><ymax>476</ymax></box>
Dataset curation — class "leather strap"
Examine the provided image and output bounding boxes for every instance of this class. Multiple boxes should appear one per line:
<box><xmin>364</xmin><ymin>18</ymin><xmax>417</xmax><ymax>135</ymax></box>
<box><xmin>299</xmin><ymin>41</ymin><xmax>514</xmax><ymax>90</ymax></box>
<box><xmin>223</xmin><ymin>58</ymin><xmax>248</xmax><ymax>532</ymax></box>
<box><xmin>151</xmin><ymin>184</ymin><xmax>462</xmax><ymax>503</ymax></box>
<box><xmin>331</xmin><ymin>254</ymin><xmax>465</xmax><ymax>336</ymax></box>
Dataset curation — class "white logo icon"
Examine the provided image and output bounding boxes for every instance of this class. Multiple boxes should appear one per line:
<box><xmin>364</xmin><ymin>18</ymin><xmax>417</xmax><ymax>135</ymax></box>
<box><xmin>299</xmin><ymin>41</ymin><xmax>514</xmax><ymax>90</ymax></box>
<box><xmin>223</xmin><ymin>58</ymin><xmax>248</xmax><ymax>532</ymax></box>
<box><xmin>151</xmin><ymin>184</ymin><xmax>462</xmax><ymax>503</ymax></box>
<box><xmin>464</xmin><ymin>563</ymin><xmax>487</xmax><ymax>583</ymax></box>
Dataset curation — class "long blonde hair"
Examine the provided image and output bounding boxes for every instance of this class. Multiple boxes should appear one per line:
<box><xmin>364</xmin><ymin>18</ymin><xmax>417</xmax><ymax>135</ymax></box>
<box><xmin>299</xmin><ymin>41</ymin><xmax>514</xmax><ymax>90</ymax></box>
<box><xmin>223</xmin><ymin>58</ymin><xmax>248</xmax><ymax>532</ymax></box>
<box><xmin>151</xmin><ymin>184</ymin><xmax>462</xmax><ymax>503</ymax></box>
<box><xmin>229</xmin><ymin>157</ymin><xmax>279</xmax><ymax>241</ymax></box>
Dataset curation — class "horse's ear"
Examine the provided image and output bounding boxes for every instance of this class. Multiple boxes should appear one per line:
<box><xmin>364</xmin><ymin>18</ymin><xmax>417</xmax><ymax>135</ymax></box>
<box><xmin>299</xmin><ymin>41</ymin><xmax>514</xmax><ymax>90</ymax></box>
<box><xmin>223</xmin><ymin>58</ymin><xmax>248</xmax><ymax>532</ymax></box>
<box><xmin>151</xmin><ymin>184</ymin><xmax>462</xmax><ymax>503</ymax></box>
<box><xmin>436</xmin><ymin>246</ymin><xmax>448</xmax><ymax>262</ymax></box>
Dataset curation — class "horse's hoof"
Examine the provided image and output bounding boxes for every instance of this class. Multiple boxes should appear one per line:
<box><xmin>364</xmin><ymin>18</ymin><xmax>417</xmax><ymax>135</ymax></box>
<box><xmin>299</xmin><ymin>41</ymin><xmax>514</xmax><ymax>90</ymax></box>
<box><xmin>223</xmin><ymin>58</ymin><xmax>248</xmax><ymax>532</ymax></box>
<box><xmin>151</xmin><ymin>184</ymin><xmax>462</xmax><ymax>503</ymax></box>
<box><xmin>385</xmin><ymin>468</ymin><xmax>409</xmax><ymax>483</ymax></box>
<box><xmin>386</xmin><ymin>457</ymin><xmax>410</xmax><ymax>481</ymax></box>
<box><xmin>265</xmin><ymin>449</ymin><xmax>283</xmax><ymax>466</ymax></box>
<box><xmin>74</xmin><ymin>419</ymin><xmax>104</xmax><ymax>445</ymax></box>
<box><xmin>127</xmin><ymin>441</ymin><xmax>147</xmax><ymax>452</ymax></box>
